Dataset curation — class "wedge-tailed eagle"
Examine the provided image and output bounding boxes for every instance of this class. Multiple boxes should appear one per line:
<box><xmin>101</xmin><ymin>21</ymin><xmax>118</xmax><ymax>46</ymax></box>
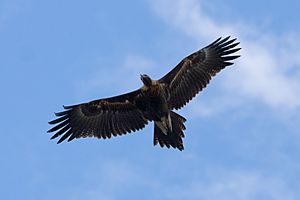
<box><xmin>48</xmin><ymin>36</ymin><xmax>241</xmax><ymax>150</ymax></box>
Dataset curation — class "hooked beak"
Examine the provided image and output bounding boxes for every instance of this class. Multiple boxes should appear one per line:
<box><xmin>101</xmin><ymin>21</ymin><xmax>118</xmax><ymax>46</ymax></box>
<box><xmin>140</xmin><ymin>74</ymin><xmax>146</xmax><ymax>80</ymax></box>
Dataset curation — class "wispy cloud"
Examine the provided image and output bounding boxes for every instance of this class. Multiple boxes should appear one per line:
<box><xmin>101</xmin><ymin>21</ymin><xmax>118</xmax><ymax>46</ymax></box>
<box><xmin>72</xmin><ymin>160</ymin><xmax>296</xmax><ymax>200</ymax></box>
<box><xmin>150</xmin><ymin>0</ymin><xmax>300</xmax><ymax>115</ymax></box>
<box><xmin>165</xmin><ymin>170</ymin><xmax>296</xmax><ymax>200</ymax></box>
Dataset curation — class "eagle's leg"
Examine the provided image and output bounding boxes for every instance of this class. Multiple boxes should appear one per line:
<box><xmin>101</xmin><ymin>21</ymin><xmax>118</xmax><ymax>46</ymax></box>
<box><xmin>155</xmin><ymin>113</ymin><xmax>172</xmax><ymax>135</ymax></box>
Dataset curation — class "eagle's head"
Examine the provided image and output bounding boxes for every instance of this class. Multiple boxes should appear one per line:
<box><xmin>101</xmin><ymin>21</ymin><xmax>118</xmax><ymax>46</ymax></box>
<box><xmin>140</xmin><ymin>74</ymin><xmax>152</xmax><ymax>87</ymax></box>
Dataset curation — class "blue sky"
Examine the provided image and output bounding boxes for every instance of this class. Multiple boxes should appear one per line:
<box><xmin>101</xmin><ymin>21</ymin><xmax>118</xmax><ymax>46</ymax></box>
<box><xmin>1</xmin><ymin>0</ymin><xmax>300</xmax><ymax>199</ymax></box>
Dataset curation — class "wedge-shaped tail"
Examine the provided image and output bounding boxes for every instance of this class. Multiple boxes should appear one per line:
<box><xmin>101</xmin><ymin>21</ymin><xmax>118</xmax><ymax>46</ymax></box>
<box><xmin>154</xmin><ymin>111</ymin><xmax>186</xmax><ymax>151</ymax></box>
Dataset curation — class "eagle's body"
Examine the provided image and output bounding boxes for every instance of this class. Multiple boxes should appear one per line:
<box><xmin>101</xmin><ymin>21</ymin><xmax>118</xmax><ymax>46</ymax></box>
<box><xmin>48</xmin><ymin>36</ymin><xmax>241</xmax><ymax>150</ymax></box>
<box><xmin>137</xmin><ymin>79</ymin><xmax>169</xmax><ymax>122</ymax></box>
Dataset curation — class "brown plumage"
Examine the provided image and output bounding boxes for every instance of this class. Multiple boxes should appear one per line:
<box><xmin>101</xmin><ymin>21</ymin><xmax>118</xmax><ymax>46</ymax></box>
<box><xmin>48</xmin><ymin>36</ymin><xmax>241</xmax><ymax>150</ymax></box>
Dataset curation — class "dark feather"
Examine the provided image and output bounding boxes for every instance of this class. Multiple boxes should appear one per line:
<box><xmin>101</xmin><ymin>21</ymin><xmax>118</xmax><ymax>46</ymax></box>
<box><xmin>48</xmin><ymin>90</ymin><xmax>149</xmax><ymax>143</ymax></box>
<box><xmin>47</xmin><ymin>120</ymin><xmax>69</xmax><ymax>133</ymax></box>
<box><xmin>153</xmin><ymin>112</ymin><xmax>185</xmax><ymax>151</ymax></box>
<box><xmin>50</xmin><ymin>124</ymin><xmax>70</xmax><ymax>140</ymax></box>
<box><xmin>221</xmin><ymin>48</ymin><xmax>241</xmax><ymax>55</ymax></box>
<box><xmin>57</xmin><ymin>128</ymin><xmax>73</xmax><ymax>144</ymax></box>
<box><xmin>159</xmin><ymin>36</ymin><xmax>241</xmax><ymax>109</ymax></box>
<box><xmin>55</xmin><ymin>110</ymin><xmax>71</xmax><ymax>117</ymax></box>
<box><xmin>48</xmin><ymin>115</ymin><xmax>68</xmax><ymax>125</ymax></box>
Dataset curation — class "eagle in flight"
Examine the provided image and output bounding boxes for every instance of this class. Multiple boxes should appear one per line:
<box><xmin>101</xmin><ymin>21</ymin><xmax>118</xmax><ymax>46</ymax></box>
<box><xmin>48</xmin><ymin>36</ymin><xmax>241</xmax><ymax>151</ymax></box>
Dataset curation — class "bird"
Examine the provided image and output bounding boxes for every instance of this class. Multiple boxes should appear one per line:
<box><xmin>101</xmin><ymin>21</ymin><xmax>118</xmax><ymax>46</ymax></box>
<box><xmin>48</xmin><ymin>36</ymin><xmax>241</xmax><ymax>151</ymax></box>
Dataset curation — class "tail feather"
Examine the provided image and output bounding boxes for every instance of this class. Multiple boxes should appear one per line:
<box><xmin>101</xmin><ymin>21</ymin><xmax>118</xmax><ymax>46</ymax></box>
<box><xmin>154</xmin><ymin>111</ymin><xmax>186</xmax><ymax>151</ymax></box>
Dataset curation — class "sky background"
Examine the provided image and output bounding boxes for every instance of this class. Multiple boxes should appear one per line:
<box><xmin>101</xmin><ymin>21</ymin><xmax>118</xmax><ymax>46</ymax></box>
<box><xmin>1</xmin><ymin>0</ymin><xmax>300</xmax><ymax>199</ymax></box>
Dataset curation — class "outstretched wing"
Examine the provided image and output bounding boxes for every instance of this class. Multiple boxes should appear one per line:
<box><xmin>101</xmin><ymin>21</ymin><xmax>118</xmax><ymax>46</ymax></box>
<box><xmin>159</xmin><ymin>36</ymin><xmax>241</xmax><ymax>110</ymax></box>
<box><xmin>48</xmin><ymin>90</ymin><xmax>148</xmax><ymax>144</ymax></box>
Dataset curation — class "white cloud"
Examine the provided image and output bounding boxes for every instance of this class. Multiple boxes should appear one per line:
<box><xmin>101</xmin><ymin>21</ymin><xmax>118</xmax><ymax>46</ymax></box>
<box><xmin>150</xmin><ymin>0</ymin><xmax>237</xmax><ymax>40</ymax></box>
<box><xmin>72</xmin><ymin>160</ymin><xmax>297</xmax><ymax>200</ymax></box>
<box><xmin>165</xmin><ymin>170</ymin><xmax>296</xmax><ymax>200</ymax></box>
<box><xmin>150</xmin><ymin>0</ymin><xmax>300</xmax><ymax>114</ymax></box>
